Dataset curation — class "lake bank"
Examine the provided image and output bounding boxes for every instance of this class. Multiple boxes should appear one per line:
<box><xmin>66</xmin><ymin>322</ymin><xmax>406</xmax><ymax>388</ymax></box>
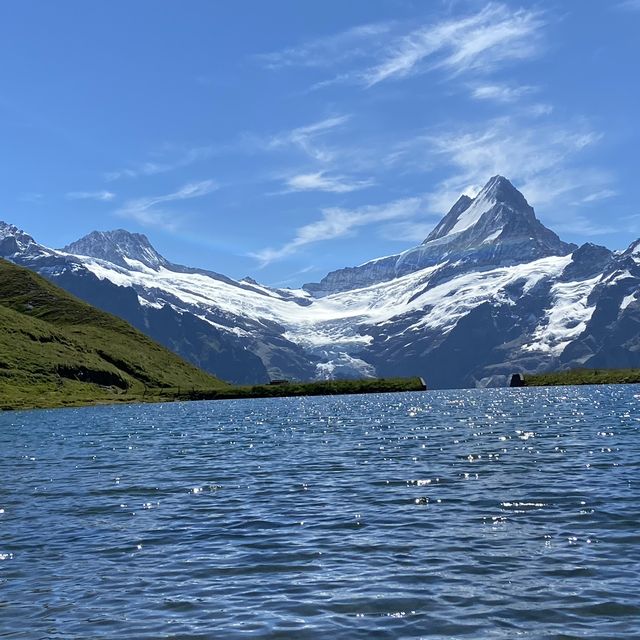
<box><xmin>520</xmin><ymin>368</ymin><xmax>640</xmax><ymax>387</ymax></box>
<box><xmin>0</xmin><ymin>376</ymin><xmax>427</xmax><ymax>411</ymax></box>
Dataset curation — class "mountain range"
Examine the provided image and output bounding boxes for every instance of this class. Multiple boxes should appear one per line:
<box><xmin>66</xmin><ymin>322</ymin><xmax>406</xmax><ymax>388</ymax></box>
<box><xmin>2</xmin><ymin>175</ymin><xmax>639</xmax><ymax>388</ymax></box>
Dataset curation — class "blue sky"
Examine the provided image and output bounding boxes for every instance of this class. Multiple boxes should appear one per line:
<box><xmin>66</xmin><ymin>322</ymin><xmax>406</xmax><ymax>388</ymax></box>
<box><xmin>1</xmin><ymin>0</ymin><xmax>639</xmax><ymax>285</ymax></box>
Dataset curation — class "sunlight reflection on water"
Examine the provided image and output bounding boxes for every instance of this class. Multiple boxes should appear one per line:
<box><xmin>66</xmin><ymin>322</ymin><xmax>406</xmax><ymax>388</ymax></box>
<box><xmin>0</xmin><ymin>386</ymin><xmax>639</xmax><ymax>638</ymax></box>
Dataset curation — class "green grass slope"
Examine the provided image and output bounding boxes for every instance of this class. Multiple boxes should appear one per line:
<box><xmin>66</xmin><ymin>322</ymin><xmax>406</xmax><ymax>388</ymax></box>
<box><xmin>524</xmin><ymin>367</ymin><xmax>640</xmax><ymax>386</ymax></box>
<box><xmin>0</xmin><ymin>258</ymin><xmax>227</xmax><ymax>409</ymax></box>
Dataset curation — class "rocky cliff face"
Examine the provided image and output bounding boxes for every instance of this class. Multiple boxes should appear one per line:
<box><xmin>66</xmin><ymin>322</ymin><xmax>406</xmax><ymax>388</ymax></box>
<box><xmin>63</xmin><ymin>229</ymin><xmax>170</xmax><ymax>271</ymax></box>
<box><xmin>1</xmin><ymin>175</ymin><xmax>638</xmax><ymax>388</ymax></box>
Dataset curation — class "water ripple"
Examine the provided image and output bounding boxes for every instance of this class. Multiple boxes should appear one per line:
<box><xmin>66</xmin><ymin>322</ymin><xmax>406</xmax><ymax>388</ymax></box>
<box><xmin>1</xmin><ymin>385</ymin><xmax>639</xmax><ymax>638</ymax></box>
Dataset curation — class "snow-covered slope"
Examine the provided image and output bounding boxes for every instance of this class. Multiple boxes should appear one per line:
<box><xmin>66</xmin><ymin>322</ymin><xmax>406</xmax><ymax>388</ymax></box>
<box><xmin>1</xmin><ymin>176</ymin><xmax>638</xmax><ymax>387</ymax></box>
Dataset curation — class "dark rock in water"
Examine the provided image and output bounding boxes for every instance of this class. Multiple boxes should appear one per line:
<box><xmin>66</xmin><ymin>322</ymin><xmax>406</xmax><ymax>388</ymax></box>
<box><xmin>510</xmin><ymin>373</ymin><xmax>525</xmax><ymax>387</ymax></box>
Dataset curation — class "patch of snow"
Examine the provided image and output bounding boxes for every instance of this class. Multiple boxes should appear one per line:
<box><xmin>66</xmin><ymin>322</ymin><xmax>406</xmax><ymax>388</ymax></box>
<box><xmin>621</xmin><ymin>293</ymin><xmax>636</xmax><ymax>311</ymax></box>
<box><xmin>78</xmin><ymin>251</ymin><xmax>575</xmax><ymax>359</ymax></box>
<box><xmin>522</xmin><ymin>276</ymin><xmax>600</xmax><ymax>355</ymax></box>
<box><xmin>137</xmin><ymin>296</ymin><xmax>163</xmax><ymax>309</ymax></box>
<box><xmin>446</xmin><ymin>190</ymin><xmax>495</xmax><ymax>236</ymax></box>
<box><xmin>356</xmin><ymin>252</ymin><xmax>399</xmax><ymax>268</ymax></box>
<box><xmin>315</xmin><ymin>354</ymin><xmax>376</xmax><ymax>379</ymax></box>
<box><xmin>604</xmin><ymin>270</ymin><xmax>632</xmax><ymax>285</ymax></box>
<box><xmin>482</xmin><ymin>229</ymin><xmax>503</xmax><ymax>244</ymax></box>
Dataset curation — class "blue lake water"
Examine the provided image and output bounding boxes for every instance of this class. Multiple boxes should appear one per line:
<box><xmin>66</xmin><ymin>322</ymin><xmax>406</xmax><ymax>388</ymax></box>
<box><xmin>1</xmin><ymin>386</ymin><xmax>639</xmax><ymax>639</ymax></box>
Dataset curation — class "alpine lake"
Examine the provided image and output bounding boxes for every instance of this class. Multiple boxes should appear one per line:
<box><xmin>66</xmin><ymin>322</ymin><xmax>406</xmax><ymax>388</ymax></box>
<box><xmin>1</xmin><ymin>385</ymin><xmax>639</xmax><ymax>639</ymax></box>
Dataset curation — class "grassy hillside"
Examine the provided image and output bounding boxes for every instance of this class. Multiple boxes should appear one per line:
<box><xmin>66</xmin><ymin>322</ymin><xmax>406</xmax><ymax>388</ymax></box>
<box><xmin>0</xmin><ymin>258</ymin><xmax>228</xmax><ymax>409</ymax></box>
<box><xmin>524</xmin><ymin>368</ymin><xmax>640</xmax><ymax>387</ymax></box>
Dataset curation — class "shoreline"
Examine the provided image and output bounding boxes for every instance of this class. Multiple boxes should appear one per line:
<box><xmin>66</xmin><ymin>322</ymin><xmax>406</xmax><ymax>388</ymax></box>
<box><xmin>517</xmin><ymin>368</ymin><xmax>640</xmax><ymax>387</ymax></box>
<box><xmin>0</xmin><ymin>376</ymin><xmax>427</xmax><ymax>412</ymax></box>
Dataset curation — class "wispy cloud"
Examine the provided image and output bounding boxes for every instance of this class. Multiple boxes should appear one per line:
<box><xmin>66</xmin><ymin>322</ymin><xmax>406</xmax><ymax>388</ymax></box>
<box><xmin>251</xmin><ymin>197</ymin><xmax>423</xmax><ymax>265</ymax></box>
<box><xmin>362</xmin><ymin>4</ymin><xmax>545</xmax><ymax>86</ymax></box>
<box><xmin>471</xmin><ymin>83</ymin><xmax>536</xmax><ymax>103</ymax></box>
<box><xmin>257</xmin><ymin>23</ymin><xmax>392</xmax><ymax>69</ymax></box>
<box><xmin>66</xmin><ymin>190</ymin><xmax>116</xmax><ymax>202</ymax></box>
<box><xmin>264</xmin><ymin>115</ymin><xmax>349</xmax><ymax>162</ymax></box>
<box><xmin>393</xmin><ymin>117</ymin><xmax>607</xmax><ymax>213</ymax></box>
<box><xmin>551</xmin><ymin>215</ymin><xmax>618</xmax><ymax>237</ymax></box>
<box><xmin>260</xmin><ymin>4</ymin><xmax>546</xmax><ymax>92</ymax></box>
<box><xmin>378</xmin><ymin>220</ymin><xmax>439</xmax><ymax>243</ymax></box>
<box><xmin>573</xmin><ymin>189</ymin><xmax>618</xmax><ymax>205</ymax></box>
<box><xmin>17</xmin><ymin>192</ymin><xmax>44</xmax><ymax>204</ymax></box>
<box><xmin>284</xmin><ymin>171</ymin><xmax>374</xmax><ymax>193</ymax></box>
<box><xmin>268</xmin><ymin>264</ymin><xmax>319</xmax><ymax>288</ymax></box>
<box><xmin>105</xmin><ymin>146</ymin><xmax>213</xmax><ymax>182</ymax></box>
<box><xmin>115</xmin><ymin>180</ymin><xmax>218</xmax><ymax>231</ymax></box>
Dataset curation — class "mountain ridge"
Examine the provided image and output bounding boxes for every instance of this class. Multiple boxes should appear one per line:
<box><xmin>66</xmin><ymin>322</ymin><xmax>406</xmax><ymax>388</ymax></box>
<box><xmin>1</xmin><ymin>175</ymin><xmax>639</xmax><ymax>388</ymax></box>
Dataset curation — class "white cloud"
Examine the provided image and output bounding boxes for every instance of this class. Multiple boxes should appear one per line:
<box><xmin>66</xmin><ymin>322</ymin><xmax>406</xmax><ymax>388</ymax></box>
<box><xmin>257</xmin><ymin>23</ymin><xmax>392</xmax><ymax>69</ymax></box>
<box><xmin>105</xmin><ymin>146</ymin><xmax>213</xmax><ymax>181</ymax></box>
<box><xmin>284</xmin><ymin>171</ymin><xmax>374</xmax><ymax>193</ymax></box>
<box><xmin>526</xmin><ymin>103</ymin><xmax>554</xmax><ymax>117</ymax></box>
<box><xmin>265</xmin><ymin>115</ymin><xmax>349</xmax><ymax>162</ymax></box>
<box><xmin>400</xmin><ymin>117</ymin><xmax>606</xmax><ymax>212</ymax></box>
<box><xmin>66</xmin><ymin>190</ymin><xmax>116</xmax><ymax>202</ymax></box>
<box><xmin>379</xmin><ymin>220</ymin><xmax>438</xmax><ymax>243</ymax></box>
<box><xmin>259</xmin><ymin>4</ymin><xmax>546</xmax><ymax>93</ymax></box>
<box><xmin>362</xmin><ymin>4</ymin><xmax>544</xmax><ymax>87</ymax></box>
<box><xmin>115</xmin><ymin>180</ymin><xmax>218</xmax><ymax>230</ymax></box>
<box><xmin>471</xmin><ymin>83</ymin><xmax>536</xmax><ymax>103</ymax></box>
<box><xmin>573</xmin><ymin>189</ymin><xmax>618</xmax><ymax>205</ymax></box>
<box><xmin>252</xmin><ymin>197</ymin><xmax>423</xmax><ymax>264</ymax></box>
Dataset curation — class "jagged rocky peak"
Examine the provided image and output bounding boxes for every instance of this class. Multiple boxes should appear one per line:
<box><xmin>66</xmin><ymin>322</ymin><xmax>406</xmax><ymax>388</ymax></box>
<box><xmin>1</xmin><ymin>220</ymin><xmax>33</xmax><ymax>244</ymax></box>
<box><xmin>396</xmin><ymin>174</ymin><xmax>575</xmax><ymax>270</ymax></box>
<box><xmin>62</xmin><ymin>229</ymin><xmax>169</xmax><ymax>271</ymax></box>
<box><xmin>424</xmin><ymin>175</ymin><xmax>546</xmax><ymax>245</ymax></box>
<box><xmin>423</xmin><ymin>194</ymin><xmax>473</xmax><ymax>242</ymax></box>
<box><xmin>622</xmin><ymin>237</ymin><xmax>640</xmax><ymax>260</ymax></box>
<box><xmin>0</xmin><ymin>220</ymin><xmax>45</xmax><ymax>259</ymax></box>
<box><xmin>304</xmin><ymin>175</ymin><xmax>577</xmax><ymax>296</ymax></box>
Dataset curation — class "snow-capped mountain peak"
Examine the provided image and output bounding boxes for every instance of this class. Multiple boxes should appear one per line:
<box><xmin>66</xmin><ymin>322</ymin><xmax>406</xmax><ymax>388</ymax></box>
<box><xmin>0</xmin><ymin>220</ymin><xmax>52</xmax><ymax>261</ymax></box>
<box><xmin>424</xmin><ymin>175</ymin><xmax>539</xmax><ymax>244</ymax></box>
<box><xmin>62</xmin><ymin>229</ymin><xmax>169</xmax><ymax>271</ymax></box>
<box><xmin>304</xmin><ymin>175</ymin><xmax>576</xmax><ymax>295</ymax></box>
<box><xmin>622</xmin><ymin>238</ymin><xmax>640</xmax><ymax>261</ymax></box>
<box><xmin>1</xmin><ymin>220</ymin><xmax>35</xmax><ymax>248</ymax></box>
